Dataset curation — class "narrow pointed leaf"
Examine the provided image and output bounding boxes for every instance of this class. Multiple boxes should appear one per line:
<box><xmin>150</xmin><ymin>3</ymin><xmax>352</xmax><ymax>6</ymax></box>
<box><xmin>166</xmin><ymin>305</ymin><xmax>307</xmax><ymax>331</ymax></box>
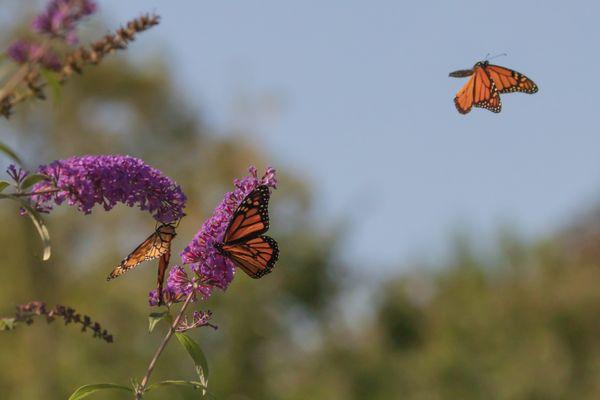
<box><xmin>67</xmin><ymin>383</ymin><xmax>132</xmax><ymax>400</ymax></box>
<box><xmin>0</xmin><ymin>318</ymin><xmax>16</xmax><ymax>330</ymax></box>
<box><xmin>148</xmin><ymin>311</ymin><xmax>171</xmax><ymax>333</ymax></box>
<box><xmin>18</xmin><ymin>200</ymin><xmax>51</xmax><ymax>261</ymax></box>
<box><xmin>0</xmin><ymin>141</ymin><xmax>22</xmax><ymax>165</ymax></box>
<box><xmin>146</xmin><ymin>380</ymin><xmax>206</xmax><ymax>391</ymax></box>
<box><xmin>40</xmin><ymin>69</ymin><xmax>62</xmax><ymax>102</ymax></box>
<box><xmin>20</xmin><ymin>173</ymin><xmax>49</xmax><ymax>190</ymax></box>
<box><xmin>0</xmin><ymin>180</ymin><xmax>10</xmax><ymax>193</ymax></box>
<box><xmin>175</xmin><ymin>332</ymin><xmax>209</xmax><ymax>381</ymax></box>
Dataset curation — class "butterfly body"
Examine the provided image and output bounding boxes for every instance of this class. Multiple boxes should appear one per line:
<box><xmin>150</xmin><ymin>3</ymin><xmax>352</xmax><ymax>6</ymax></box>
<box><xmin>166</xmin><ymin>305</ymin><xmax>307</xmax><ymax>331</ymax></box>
<box><xmin>215</xmin><ymin>185</ymin><xmax>279</xmax><ymax>279</ymax></box>
<box><xmin>450</xmin><ymin>61</ymin><xmax>538</xmax><ymax>114</ymax></box>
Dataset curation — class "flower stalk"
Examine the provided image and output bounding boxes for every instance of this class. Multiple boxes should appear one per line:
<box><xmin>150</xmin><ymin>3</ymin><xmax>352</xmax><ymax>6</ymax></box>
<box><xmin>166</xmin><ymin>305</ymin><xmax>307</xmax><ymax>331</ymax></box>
<box><xmin>135</xmin><ymin>291</ymin><xmax>195</xmax><ymax>399</ymax></box>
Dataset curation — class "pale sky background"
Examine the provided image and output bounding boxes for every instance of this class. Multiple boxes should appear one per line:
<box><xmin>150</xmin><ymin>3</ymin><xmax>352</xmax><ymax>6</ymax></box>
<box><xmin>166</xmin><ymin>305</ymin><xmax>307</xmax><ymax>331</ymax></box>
<box><xmin>86</xmin><ymin>1</ymin><xmax>600</xmax><ymax>269</ymax></box>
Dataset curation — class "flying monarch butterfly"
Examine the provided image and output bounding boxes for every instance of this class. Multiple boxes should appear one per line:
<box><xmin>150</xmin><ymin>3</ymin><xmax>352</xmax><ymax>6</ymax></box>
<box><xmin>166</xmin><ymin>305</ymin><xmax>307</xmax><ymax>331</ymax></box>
<box><xmin>215</xmin><ymin>185</ymin><xmax>279</xmax><ymax>278</ymax></box>
<box><xmin>449</xmin><ymin>60</ymin><xmax>538</xmax><ymax>114</ymax></box>
<box><xmin>107</xmin><ymin>223</ymin><xmax>177</xmax><ymax>305</ymax></box>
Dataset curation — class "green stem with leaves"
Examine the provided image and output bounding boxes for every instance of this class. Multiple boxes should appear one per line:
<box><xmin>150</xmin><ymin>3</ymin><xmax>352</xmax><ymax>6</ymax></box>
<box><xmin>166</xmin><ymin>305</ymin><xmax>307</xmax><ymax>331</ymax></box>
<box><xmin>135</xmin><ymin>291</ymin><xmax>195</xmax><ymax>399</ymax></box>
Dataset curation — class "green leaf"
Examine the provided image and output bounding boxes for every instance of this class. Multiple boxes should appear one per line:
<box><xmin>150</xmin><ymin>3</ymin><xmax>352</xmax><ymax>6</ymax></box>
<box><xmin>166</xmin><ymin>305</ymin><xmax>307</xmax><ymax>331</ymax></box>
<box><xmin>175</xmin><ymin>332</ymin><xmax>209</xmax><ymax>383</ymax></box>
<box><xmin>68</xmin><ymin>383</ymin><xmax>132</xmax><ymax>400</ymax></box>
<box><xmin>148</xmin><ymin>311</ymin><xmax>171</xmax><ymax>333</ymax></box>
<box><xmin>0</xmin><ymin>141</ymin><xmax>23</xmax><ymax>165</ymax></box>
<box><xmin>0</xmin><ymin>180</ymin><xmax>10</xmax><ymax>193</ymax></box>
<box><xmin>18</xmin><ymin>200</ymin><xmax>51</xmax><ymax>261</ymax></box>
<box><xmin>20</xmin><ymin>173</ymin><xmax>49</xmax><ymax>190</ymax></box>
<box><xmin>40</xmin><ymin>69</ymin><xmax>62</xmax><ymax>102</ymax></box>
<box><xmin>146</xmin><ymin>380</ymin><xmax>206</xmax><ymax>391</ymax></box>
<box><xmin>0</xmin><ymin>318</ymin><xmax>16</xmax><ymax>330</ymax></box>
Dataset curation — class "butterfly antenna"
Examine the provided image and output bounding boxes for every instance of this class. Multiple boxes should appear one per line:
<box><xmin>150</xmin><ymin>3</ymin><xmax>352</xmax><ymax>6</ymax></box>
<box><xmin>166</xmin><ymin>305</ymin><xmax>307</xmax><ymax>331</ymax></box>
<box><xmin>488</xmin><ymin>53</ymin><xmax>507</xmax><ymax>61</ymax></box>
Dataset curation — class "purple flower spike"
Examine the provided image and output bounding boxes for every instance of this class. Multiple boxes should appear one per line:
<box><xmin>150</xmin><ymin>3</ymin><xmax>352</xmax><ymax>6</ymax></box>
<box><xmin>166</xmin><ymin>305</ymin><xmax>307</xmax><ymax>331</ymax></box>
<box><xmin>7</xmin><ymin>40</ymin><xmax>62</xmax><ymax>71</ymax></box>
<box><xmin>33</xmin><ymin>0</ymin><xmax>97</xmax><ymax>44</ymax></box>
<box><xmin>180</xmin><ymin>166</ymin><xmax>277</xmax><ymax>293</ymax></box>
<box><xmin>30</xmin><ymin>155</ymin><xmax>186</xmax><ymax>223</ymax></box>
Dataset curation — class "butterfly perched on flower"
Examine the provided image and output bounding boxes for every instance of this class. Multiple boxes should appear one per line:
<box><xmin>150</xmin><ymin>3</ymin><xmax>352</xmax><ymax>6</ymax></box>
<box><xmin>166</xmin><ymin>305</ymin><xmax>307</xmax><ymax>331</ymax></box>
<box><xmin>107</xmin><ymin>223</ymin><xmax>177</xmax><ymax>304</ymax></box>
<box><xmin>449</xmin><ymin>60</ymin><xmax>538</xmax><ymax>114</ymax></box>
<box><xmin>215</xmin><ymin>185</ymin><xmax>279</xmax><ymax>278</ymax></box>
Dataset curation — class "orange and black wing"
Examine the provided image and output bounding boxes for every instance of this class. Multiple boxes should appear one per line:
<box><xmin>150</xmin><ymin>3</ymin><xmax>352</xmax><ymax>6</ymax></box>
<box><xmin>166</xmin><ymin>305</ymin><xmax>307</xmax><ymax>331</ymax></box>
<box><xmin>485</xmin><ymin>64</ymin><xmax>538</xmax><ymax>94</ymax></box>
<box><xmin>107</xmin><ymin>224</ymin><xmax>176</xmax><ymax>280</ymax></box>
<box><xmin>454</xmin><ymin>65</ymin><xmax>501</xmax><ymax>114</ymax></box>
<box><xmin>222</xmin><ymin>185</ymin><xmax>270</xmax><ymax>244</ymax></box>
<box><xmin>222</xmin><ymin>235</ymin><xmax>279</xmax><ymax>278</ymax></box>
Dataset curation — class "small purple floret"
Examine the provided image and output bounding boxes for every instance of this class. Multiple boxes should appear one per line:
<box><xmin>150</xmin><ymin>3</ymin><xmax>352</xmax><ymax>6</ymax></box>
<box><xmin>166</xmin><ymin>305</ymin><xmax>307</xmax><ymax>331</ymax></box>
<box><xmin>7</xmin><ymin>40</ymin><xmax>62</xmax><ymax>71</ymax></box>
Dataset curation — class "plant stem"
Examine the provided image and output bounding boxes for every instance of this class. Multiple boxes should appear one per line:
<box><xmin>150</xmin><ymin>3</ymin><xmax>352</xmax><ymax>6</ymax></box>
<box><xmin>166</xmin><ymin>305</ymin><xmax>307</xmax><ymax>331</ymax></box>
<box><xmin>0</xmin><ymin>64</ymin><xmax>30</xmax><ymax>102</ymax></box>
<box><xmin>0</xmin><ymin>189</ymin><xmax>61</xmax><ymax>200</ymax></box>
<box><xmin>135</xmin><ymin>291</ymin><xmax>195</xmax><ymax>399</ymax></box>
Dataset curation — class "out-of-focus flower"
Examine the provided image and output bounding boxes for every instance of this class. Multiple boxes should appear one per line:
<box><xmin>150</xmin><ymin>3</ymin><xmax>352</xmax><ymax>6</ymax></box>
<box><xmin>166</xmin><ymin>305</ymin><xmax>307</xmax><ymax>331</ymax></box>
<box><xmin>180</xmin><ymin>166</ymin><xmax>277</xmax><ymax>291</ymax></box>
<box><xmin>7</xmin><ymin>40</ymin><xmax>62</xmax><ymax>71</ymax></box>
<box><xmin>33</xmin><ymin>0</ymin><xmax>97</xmax><ymax>44</ymax></box>
<box><xmin>30</xmin><ymin>155</ymin><xmax>186</xmax><ymax>223</ymax></box>
<box><xmin>1</xmin><ymin>300</ymin><xmax>113</xmax><ymax>343</ymax></box>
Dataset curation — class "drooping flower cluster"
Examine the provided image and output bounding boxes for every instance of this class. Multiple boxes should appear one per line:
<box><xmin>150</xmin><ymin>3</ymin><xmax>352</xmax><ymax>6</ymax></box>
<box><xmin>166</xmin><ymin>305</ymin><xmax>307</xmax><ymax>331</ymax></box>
<box><xmin>33</xmin><ymin>0</ymin><xmax>97</xmax><ymax>44</ymax></box>
<box><xmin>7</xmin><ymin>41</ymin><xmax>62</xmax><ymax>71</ymax></box>
<box><xmin>30</xmin><ymin>155</ymin><xmax>186</xmax><ymax>223</ymax></box>
<box><xmin>148</xmin><ymin>166</ymin><xmax>277</xmax><ymax>306</ymax></box>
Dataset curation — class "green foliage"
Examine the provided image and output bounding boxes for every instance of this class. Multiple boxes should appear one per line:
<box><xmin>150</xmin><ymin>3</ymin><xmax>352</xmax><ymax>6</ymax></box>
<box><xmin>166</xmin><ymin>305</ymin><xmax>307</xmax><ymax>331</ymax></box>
<box><xmin>175</xmin><ymin>332</ymin><xmax>209</xmax><ymax>384</ymax></box>
<box><xmin>148</xmin><ymin>311</ymin><xmax>171</xmax><ymax>333</ymax></box>
<box><xmin>67</xmin><ymin>383</ymin><xmax>132</xmax><ymax>400</ymax></box>
<box><xmin>0</xmin><ymin>140</ymin><xmax>22</xmax><ymax>165</ymax></box>
<box><xmin>19</xmin><ymin>173</ymin><xmax>49</xmax><ymax>190</ymax></box>
<box><xmin>0</xmin><ymin>180</ymin><xmax>9</xmax><ymax>192</ymax></box>
<box><xmin>16</xmin><ymin>199</ymin><xmax>51</xmax><ymax>261</ymax></box>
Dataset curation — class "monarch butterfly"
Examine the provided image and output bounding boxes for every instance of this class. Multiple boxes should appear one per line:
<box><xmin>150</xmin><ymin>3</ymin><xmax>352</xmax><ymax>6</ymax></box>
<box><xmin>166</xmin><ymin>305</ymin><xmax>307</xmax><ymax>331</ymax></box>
<box><xmin>215</xmin><ymin>185</ymin><xmax>279</xmax><ymax>278</ymax></box>
<box><xmin>449</xmin><ymin>61</ymin><xmax>538</xmax><ymax>114</ymax></box>
<box><xmin>107</xmin><ymin>223</ymin><xmax>176</xmax><ymax>305</ymax></box>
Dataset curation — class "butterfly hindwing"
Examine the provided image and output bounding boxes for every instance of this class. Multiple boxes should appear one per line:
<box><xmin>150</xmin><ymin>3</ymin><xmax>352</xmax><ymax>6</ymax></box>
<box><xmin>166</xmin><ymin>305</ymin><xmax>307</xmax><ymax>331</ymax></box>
<box><xmin>222</xmin><ymin>185</ymin><xmax>270</xmax><ymax>244</ymax></box>
<box><xmin>454</xmin><ymin>65</ymin><xmax>501</xmax><ymax>114</ymax></box>
<box><xmin>107</xmin><ymin>224</ymin><xmax>176</xmax><ymax>281</ymax></box>
<box><xmin>222</xmin><ymin>235</ymin><xmax>279</xmax><ymax>279</ymax></box>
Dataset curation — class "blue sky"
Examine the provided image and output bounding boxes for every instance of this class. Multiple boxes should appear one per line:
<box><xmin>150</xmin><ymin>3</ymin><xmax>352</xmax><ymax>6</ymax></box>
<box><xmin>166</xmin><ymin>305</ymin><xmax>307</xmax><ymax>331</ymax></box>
<box><xmin>100</xmin><ymin>0</ymin><xmax>600</xmax><ymax>269</ymax></box>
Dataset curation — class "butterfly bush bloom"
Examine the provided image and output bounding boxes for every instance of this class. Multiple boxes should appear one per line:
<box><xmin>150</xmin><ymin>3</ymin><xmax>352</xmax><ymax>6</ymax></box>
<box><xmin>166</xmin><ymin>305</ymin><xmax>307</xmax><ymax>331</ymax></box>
<box><xmin>181</xmin><ymin>166</ymin><xmax>277</xmax><ymax>288</ymax></box>
<box><xmin>33</xmin><ymin>0</ymin><xmax>97</xmax><ymax>44</ymax></box>
<box><xmin>7</xmin><ymin>40</ymin><xmax>62</xmax><ymax>71</ymax></box>
<box><xmin>30</xmin><ymin>155</ymin><xmax>186</xmax><ymax>223</ymax></box>
<box><xmin>148</xmin><ymin>166</ymin><xmax>277</xmax><ymax>306</ymax></box>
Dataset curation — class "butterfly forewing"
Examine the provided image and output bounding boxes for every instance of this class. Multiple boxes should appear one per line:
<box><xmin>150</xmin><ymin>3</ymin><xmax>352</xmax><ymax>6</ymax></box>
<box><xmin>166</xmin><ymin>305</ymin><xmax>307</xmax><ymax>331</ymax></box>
<box><xmin>222</xmin><ymin>185</ymin><xmax>270</xmax><ymax>244</ymax></box>
<box><xmin>485</xmin><ymin>64</ymin><xmax>538</xmax><ymax>94</ymax></box>
<box><xmin>223</xmin><ymin>235</ymin><xmax>279</xmax><ymax>278</ymax></box>
<box><xmin>107</xmin><ymin>224</ymin><xmax>176</xmax><ymax>280</ymax></box>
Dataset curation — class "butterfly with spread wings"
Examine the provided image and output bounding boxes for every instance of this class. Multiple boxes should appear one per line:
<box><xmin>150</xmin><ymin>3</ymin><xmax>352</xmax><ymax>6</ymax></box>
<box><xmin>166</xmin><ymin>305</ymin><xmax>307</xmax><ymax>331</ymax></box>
<box><xmin>215</xmin><ymin>185</ymin><xmax>279</xmax><ymax>278</ymax></box>
<box><xmin>107</xmin><ymin>223</ymin><xmax>177</xmax><ymax>304</ymax></box>
<box><xmin>449</xmin><ymin>61</ymin><xmax>538</xmax><ymax>114</ymax></box>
